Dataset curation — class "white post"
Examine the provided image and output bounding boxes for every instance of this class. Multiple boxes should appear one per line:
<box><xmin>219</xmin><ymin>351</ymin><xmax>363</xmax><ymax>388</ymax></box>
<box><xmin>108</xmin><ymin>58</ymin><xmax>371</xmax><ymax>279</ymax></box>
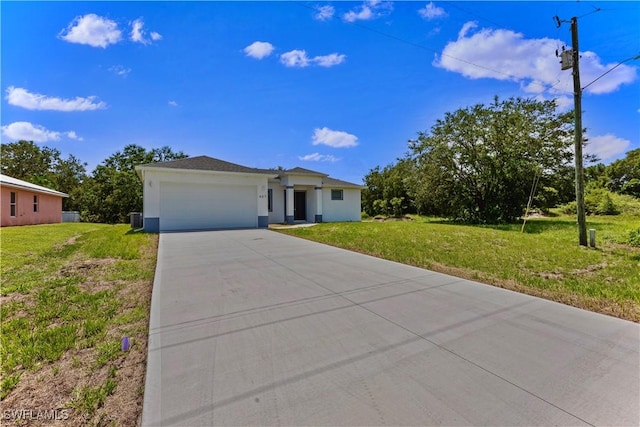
<box><xmin>285</xmin><ymin>186</ymin><xmax>294</xmax><ymax>224</ymax></box>
<box><xmin>315</xmin><ymin>186</ymin><xmax>323</xmax><ymax>223</ymax></box>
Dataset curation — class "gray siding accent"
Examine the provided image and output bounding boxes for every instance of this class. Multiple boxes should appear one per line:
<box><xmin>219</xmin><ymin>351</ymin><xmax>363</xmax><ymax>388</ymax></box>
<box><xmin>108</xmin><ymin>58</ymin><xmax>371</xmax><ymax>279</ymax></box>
<box><xmin>258</xmin><ymin>216</ymin><xmax>269</xmax><ymax>228</ymax></box>
<box><xmin>285</xmin><ymin>215</ymin><xmax>294</xmax><ymax>224</ymax></box>
<box><xmin>144</xmin><ymin>217</ymin><xmax>160</xmax><ymax>232</ymax></box>
<box><xmin>315</xmin><ymin>214</ymin><xmax>322</xmax><ymax>223</ymax></box>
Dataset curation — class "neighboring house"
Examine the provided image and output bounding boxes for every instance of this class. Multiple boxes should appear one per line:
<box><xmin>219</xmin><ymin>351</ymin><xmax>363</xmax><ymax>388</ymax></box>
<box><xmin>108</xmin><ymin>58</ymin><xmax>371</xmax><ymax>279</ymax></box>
<box><xmin>0</xmin><ymin>174</ymin><xmax>68</xmax><ymax>227</ymax></box>
<box><xmin>135</xmin><ymin>156</ymin><xmax>362</xmax><ymax>232</ymax></box>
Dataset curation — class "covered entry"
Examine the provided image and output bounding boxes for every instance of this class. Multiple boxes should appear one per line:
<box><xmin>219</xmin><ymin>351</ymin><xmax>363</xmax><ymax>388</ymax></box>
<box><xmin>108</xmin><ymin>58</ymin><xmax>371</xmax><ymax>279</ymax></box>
<box><xmin>294</xmin><ymin>191</ymin><xmax>306</xmax><ymax>220</ymax></box>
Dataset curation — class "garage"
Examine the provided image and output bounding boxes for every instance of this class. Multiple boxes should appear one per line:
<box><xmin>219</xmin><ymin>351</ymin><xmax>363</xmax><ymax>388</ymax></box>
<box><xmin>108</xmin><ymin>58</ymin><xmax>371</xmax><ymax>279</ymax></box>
<box><xmin>159</xmin><ymin>182</ymin><xmax>258</xmax><ymax>231</ymax></box>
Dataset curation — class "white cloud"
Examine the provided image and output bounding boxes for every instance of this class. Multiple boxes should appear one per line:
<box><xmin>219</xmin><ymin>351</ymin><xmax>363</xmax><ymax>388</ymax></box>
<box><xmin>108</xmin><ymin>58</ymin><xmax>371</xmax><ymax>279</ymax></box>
<box><xmin>457</xmin><ymin>21</ymin><xmax>477</xmax><ymax>39</ymax></box>
<box><xmin>418</xmin><ymin>2</ymin><xmax>447</xmax><ymax>20</ymax></box>
<box><xmin>343</xmin><ymin>0</ymin><xmax>393</xmax><ymax>22</ymax></box>
<box><xmin>313</xmin><ymin>53</ymin><xmax>346</xmax><ymax>67</ymax></box>
<box><xmin>279</xmin><ymin>50</ymin><xmax>346</xmax><ymax>68</ymax></box>
<box><xmin>130</xmin><ymin>19</ymin><xmax>145</xmax><ymax>43</ymax></box>
<box><xmin>1</xmin><ymin>122</ymin><xmax>81</xmax><ymax>143</ymax></box>
<box><xmin>280</xmin><ymin>49</ymin><xmax>311</xmax><ymax>67</ymax></box>
<box><xmin>5</xmin><ymin>86</ymin><xmax>106</xmax><ymax>111</ymax></box>
<box><xmin>58</xmin><ymin>13</ymin><xmax>122</xmax><ymax>48</ymax></box>
<box><xmin>312</xmin><ymin>127</ymin><xmax>358</xmax><ymax>148</ymax></box>
<box><xmin>130</xmin><ymin>18</ymin><xmax>161</xmax><ymax>45</ymax></box>
<box><xmin>579</xmin><ymin>51</ymin><xmax>637</xmax><ymax>94</ymax></box>
<box><xmin>434</xmin><ymin>22</ymin><xmax>638</xmax><ymax>96</ymax></box>
<box><xmin>586</xmin><ymin>134</ymin><xmax>630</xmax><ymax>162</ymax></box>
<box><xmin>315</xmin><ymin>5</ymin><xmax>335</xmax><ymax>21</ymax></box>
<box><xmin>299</xmin><ymin>153</ymin><xmax>340</xmax><ymax>162</ymax></box>
<box><xmin>109</xmin><ymin>65</ymin><xmax>131</xmax><ymax>77</ymax></box>
<box><xmin>168</xmin><ymin>100</ymin><xmax>178</xmax><ymax>107</ymax></box>
<box><xmin>244</xmin><ymin>41</ymin><xmax>275</xmax><ymax>59</ymax></box>
<box><xmin>553</xmin><ymin>95</ymin><xmax>573</xmax><ymax>111</ymax></box>
<box><xmin>66</xmin><ymin>131</ymin><xmax>83</xmax><ymax>141</ymax></box>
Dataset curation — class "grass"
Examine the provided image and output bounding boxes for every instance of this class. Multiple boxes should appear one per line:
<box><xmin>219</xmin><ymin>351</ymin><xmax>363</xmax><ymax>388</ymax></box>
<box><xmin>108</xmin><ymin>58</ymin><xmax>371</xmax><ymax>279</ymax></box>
<box><xmin>0</xmin><ymin>223</ymin><xmax>157</xmax><ymax>425</ymax></box>
<box><xmin>277</xmin><ymin>214</ymin><xmax>640</xmax><ymax>321</ymax></box>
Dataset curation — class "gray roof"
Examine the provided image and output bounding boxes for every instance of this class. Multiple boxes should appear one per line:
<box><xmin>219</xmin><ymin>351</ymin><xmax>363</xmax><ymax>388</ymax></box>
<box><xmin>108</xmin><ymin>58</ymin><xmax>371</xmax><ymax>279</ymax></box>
<box><xmin>283</xmin><ymin>167</ymin><xmax>328</xmax><ymax>176</ymax></box>
<box><xmin>322</xmin><ymin>176</ymin><xmax>363</xmax><ymax>188</ymax></box>
<box><xmin>137</xmin><ymin>156</ymin><xmax>274</xmax><ymax>175</ymax></box>
<box><xmin>137</xmin><ymin>155</ymin><xmax>361</xmax><ymax>187</ymax></box>
<box><xmin>0</xmin><ymin>174</ymin><xmax>69</xmax><ymax>197</ymax></box>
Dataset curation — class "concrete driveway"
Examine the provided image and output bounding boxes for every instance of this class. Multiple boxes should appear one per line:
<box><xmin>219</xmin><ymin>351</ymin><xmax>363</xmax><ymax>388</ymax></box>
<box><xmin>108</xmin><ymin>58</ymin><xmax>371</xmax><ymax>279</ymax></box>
<box><xmin>142</xmin><ymin>229</ymin><xmax>639</xmax><ymax>426</ymax></box>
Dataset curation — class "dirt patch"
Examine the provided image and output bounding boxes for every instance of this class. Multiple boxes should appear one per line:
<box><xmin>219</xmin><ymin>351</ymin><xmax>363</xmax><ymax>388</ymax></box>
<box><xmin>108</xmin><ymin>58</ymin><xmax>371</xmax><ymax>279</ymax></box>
<box><xmin>537</xmin><ymin>271</ymin><xmax>564</xmax><ymax>280</ymax></box>
<box><xmin>571</xmin><ymin>262</ymin><xmax>608</xmax><ymax>275</ymax></box>
<box><xmin>373</xmin><ymin>216</ymin><xmax>415</xmax><ymax>222</ymax></box>
<box><xmin>1</xmin><ymin>235</ymin><xmax>158</xmax><ymax>426</ymax></box>
<box><xmin>59</xmin><ymin>258</ymin><xmax>117</xmax><ymax>278</ymax></box>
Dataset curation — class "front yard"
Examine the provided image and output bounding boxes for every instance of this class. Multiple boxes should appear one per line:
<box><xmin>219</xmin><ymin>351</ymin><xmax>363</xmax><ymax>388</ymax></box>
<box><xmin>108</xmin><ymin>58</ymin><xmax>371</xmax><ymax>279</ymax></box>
<box><xmin>278</xmin><ymin>215</ymin><xmax>640</xmax><ymax>322</ymax></box>
<box><xmin>0</xmin><ymin>223</ymin><xmax>157</xmax><ymax>425</ymax></box>
<box><xmin>1</xmin><ymin>214</ymin><xmax>638</xmax><ymax>424</ymax></box>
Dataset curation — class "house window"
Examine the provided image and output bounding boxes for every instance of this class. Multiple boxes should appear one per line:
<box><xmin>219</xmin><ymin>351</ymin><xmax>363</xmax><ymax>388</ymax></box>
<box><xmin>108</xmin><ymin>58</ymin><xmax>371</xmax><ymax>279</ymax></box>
<box><xmin>331</xmin><ymin>189</ymin><xmax>343</xmax><ymax>201</ymax></box>
<box><xmin>268</xmin><ymin>189</ymin><xmax>273</xmax><ymax>212</ymax></box>
<box><xmin>10</xmin><ymin>191</ymin><xmax>16</xmax><ymax>216</ymax></box>
<box><xmin>33</xmin><ymin>195</ymin><xmax>39</xmax><ymax>213</ymax></box>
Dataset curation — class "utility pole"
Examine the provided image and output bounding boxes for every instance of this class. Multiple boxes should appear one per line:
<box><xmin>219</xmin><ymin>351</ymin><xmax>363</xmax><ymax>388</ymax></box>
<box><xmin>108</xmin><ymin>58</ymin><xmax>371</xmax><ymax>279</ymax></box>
<box><xmin>571</xmin><ymin>17</ymin><xmax>588</xmax><ymax>247</ymax></box>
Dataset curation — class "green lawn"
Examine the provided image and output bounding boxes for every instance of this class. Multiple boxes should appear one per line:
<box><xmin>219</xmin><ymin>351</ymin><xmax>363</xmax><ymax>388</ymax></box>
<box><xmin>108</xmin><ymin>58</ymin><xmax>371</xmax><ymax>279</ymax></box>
<box><xmin>0</xmin><ymin>223</ymin><xmax>157</xmax><ymax>425</ymax></box>
<box><xmin>278</xmin><ymin>214</ymin><xmax>640</xmax><ymax>322</ymax></box>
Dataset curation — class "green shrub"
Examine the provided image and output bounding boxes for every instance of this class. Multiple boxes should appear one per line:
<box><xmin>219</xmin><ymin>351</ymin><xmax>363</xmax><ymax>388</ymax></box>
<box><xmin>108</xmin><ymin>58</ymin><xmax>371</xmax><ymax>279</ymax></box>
<box><xmin>596</xmin><ymin>194</ymin><xmax>620</xmax><ymax>215</ymax></box>
<box><xmin>559</xmin><ymin>201</ymin><xmax>577</xmax><ymax>215</ymax></box>
<box><xmin>373</xmin><ymin>199</ymin><xmax>388</xmax><ymax>216</ymax></box>
<box><xmin>389</xmin><ymin>197</ymin><xmax>405</xmax><ymax>217</ymax></box>
<box><xmin>629</xmin><ymin>228</ymin><xmax>640</xmax><ymax>247</ymax></box>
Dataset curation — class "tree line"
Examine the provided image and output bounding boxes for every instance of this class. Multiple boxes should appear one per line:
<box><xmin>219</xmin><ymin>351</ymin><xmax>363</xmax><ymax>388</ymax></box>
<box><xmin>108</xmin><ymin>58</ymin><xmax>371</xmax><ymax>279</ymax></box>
<box><xmin>2</xmin><ymin>97</ymin><xmax>638</xmax><ymax>225</ymax></box>
<box><xmin>1</xmin><ymin>141</ymin><xmax>187</xmax><ymax>223</ymax></box>
<box><xmin>363</xmin><ymin>97</ymin><xmax>639</xmax><ymax>223</ymax></box>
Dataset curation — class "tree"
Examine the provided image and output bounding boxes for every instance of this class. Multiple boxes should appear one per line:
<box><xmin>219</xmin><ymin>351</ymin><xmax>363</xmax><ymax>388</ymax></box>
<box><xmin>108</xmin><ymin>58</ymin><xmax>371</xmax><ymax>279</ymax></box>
<box><xmin>1</xmin><ymin>140</ymin><xmax>87</xmax><ymax>209</ymax></box>
<box><xmin>78</xmin><ymin>144</ymin><xmax>187</xmax><ymax>223</ymax></box>
<box><xmin>361</xmin><ymin>159</ymin><xmax>413</xmax><ymax>216</ymax></box>
<box><xmin>607</xmin><ymin>149</ymin><xmax>640</xmax><ymax>198</ymax></box>
<box><xmin>407</xmin><ymin>97</ymin><xmax>574</xmax><ymax>223</ymax></box>
<box><xmin>1</xmin><ymin>140</ymin><xmax>60</xmax><ymax>185</ymax></box>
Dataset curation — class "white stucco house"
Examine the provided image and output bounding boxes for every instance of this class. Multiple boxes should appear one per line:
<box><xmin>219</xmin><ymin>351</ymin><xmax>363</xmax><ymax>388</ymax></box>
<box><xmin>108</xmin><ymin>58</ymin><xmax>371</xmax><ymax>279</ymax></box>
<box><xmin>135</xmin><ymin>156</ymin><xmax>362</xmax><ymax>232</ymax></box>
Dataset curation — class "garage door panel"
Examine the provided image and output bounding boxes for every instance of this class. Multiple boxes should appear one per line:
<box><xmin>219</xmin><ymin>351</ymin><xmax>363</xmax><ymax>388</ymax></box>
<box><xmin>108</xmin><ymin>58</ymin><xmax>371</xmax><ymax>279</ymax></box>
<box><xmin>160</xmin><ymin>182</ymin><xmax>257</xmax><ymax>231</ymax></box>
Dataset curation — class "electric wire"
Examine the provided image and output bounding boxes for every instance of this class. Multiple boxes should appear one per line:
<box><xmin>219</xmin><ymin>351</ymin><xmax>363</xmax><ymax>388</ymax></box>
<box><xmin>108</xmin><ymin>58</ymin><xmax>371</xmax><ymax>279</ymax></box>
<box><xmin>295</xmin><ymin>2</ymin><xmax>573</xmax><ymax>96</ymax></box>
<box><xmin>582</xmin><ymin>54</ymin><xmax>640</xmax><ymax>91</ymax></box>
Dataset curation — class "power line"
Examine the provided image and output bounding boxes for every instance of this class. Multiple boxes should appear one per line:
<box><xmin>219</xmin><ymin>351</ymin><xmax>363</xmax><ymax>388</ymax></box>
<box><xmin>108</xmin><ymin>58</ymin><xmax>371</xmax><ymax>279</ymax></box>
<box><xmin>295</xmin><ymin>2</ymin><xmax>572</xmax><ymax>95</ymax></box>
<box><xmin>582</xmin><ymin>53</ymin><xmax>640</xmax><ymax>91</ymax></box>
<box><xmin>440</xmin><ymin>1</ymin><xmax>507</xmax><ymax>30</ymax></box>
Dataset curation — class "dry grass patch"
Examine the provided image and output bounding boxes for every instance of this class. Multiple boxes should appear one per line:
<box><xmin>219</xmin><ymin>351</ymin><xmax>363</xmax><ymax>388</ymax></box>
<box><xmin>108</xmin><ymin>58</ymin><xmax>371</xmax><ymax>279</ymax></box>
<box><xmin>0</xmin><ymin>224</ymin><xmax>157</xmax><ymax>426</ymax></box>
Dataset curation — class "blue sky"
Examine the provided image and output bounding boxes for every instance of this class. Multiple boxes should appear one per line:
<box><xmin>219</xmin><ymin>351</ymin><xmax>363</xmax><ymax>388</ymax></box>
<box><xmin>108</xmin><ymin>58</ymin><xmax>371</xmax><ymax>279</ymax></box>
<box><xmin>2</xmin><ymin>1</ymin><xmax>639</xmax><ymax>184</ymax></box>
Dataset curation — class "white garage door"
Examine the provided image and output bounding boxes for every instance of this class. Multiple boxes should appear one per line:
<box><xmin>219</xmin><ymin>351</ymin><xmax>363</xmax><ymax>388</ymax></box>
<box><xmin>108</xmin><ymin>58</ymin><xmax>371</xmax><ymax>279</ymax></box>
<box><xmin>159</xmin><ymin>182</ymin><xmax>257</xmax><ymax>231</ymax></box>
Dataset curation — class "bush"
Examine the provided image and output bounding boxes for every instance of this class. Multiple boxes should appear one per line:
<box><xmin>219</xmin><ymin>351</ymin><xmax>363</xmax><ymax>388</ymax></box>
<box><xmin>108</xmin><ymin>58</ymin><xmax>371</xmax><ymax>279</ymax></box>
<box><xmin>557</xmin><ymin>189</ymin><xmax>638</xmax><ymax>216</ymax></box>
<box><xmin>629</xmin><ymin>228</ymin><xmax>640</xmax><ymax>247</ymax></box>
<box><xmin>559</xmin><ymin>201</ymin><xmax>577</xmax><ymax>215</ymax></box>
<box><xmin>373</xmin><ymin>199</ymin><xmax>388</xmax><ymax>216</ymax></box>
<box><xmin>596</xmin><ymin>194</ymin><xmax>619</xmax><ymax>215</ymax></box>
<box><xmin>389</xmin><ymin>197</ymin><xmax>405</xmax><ymax>217</ymax></box>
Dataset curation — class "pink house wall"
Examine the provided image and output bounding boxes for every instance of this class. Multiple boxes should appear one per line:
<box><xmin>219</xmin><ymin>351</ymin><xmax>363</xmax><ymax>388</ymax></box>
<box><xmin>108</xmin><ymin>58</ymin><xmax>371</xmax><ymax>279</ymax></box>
<box><xmin>0</xmin><ymin>186</ymin><xmax>64</xmax><ymax>227</ymax></box>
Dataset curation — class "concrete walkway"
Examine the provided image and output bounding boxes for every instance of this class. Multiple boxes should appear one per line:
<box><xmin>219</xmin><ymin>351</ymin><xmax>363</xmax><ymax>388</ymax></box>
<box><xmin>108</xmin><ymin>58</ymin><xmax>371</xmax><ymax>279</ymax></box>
<box><xmin>142</xmin><ymin>229</ymin><xmax>639</xmax><ymax>426</ymax></box>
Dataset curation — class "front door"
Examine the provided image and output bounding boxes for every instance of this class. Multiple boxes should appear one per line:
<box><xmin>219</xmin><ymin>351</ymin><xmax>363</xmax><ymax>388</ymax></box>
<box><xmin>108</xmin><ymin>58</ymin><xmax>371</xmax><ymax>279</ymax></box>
<box><xmin>294</xmin><ymin>191</ymin><xmax>306</xmax><ymax>220</ymax></box>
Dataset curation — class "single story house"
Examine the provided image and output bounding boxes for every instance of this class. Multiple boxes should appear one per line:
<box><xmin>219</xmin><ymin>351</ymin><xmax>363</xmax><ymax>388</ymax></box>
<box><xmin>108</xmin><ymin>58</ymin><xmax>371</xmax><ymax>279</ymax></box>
<box><xmin>135</xmin><ymin>156</ymin><xmax>362</xmax><ymax>232</ymax></box>
<box><xmin>1</xmin><ymin>174</ymin><xmax>68</xmax><ymax>227</ymax></box>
